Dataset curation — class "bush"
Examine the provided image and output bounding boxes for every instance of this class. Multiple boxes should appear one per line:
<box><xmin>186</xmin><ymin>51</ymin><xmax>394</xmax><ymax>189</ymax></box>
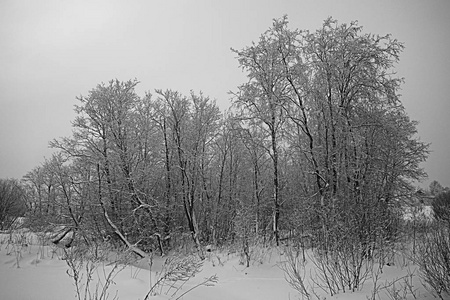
<box><xmin>432</xmin><ymin>191</ymin><xmax>450</xmax><ymax>226</ymax></box>
<box><xmin>415</xmin><ymin>223</ymin><xmax>450</xmax><ymax>299</ymax></box>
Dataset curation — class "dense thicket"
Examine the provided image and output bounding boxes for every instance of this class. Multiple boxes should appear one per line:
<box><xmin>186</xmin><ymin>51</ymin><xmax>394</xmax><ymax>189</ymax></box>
<box><xmin>0</xmin><ymin>178</ymin><xmax>27</xmax><ymax>230</ymax></box>
<box><xmin>432</xmin><ymin>191</ymin><xmax>450</xmax><ymax>227</ymax></box>
<box><xmin>20</xmin><ymin>17</ymin><xmax>428</xmax><ymax>257</ymax></box>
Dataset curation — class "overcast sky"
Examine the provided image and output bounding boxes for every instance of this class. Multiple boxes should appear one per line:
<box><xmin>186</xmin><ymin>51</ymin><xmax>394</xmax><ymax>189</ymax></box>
<box><xmin>1</xmin><ymin>0</ymin><xmax>449</xmax><ymax>188</ymax></box>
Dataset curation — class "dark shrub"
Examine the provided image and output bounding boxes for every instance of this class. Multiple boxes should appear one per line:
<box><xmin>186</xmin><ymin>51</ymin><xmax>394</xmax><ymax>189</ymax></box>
<box><xmin>432</xmin><ymin>191</ymin><xmax>450</xmax><ymax>226</ymax></box>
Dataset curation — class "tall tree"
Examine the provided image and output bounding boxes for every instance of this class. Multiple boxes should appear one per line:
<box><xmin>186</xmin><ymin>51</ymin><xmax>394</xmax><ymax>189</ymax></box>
<box><xmin>50</xmin><ymin>79</ymin><xmax>157</xmax><ymax>257</ymax></box>
<box><xmin>156</xmin><ymin>89</ymin><xmax>221</xmax><ymax>257</ymax></box>
<box><xmin>232</xmin><ymin>18</ymin><xmax>291</xmax><ymax>245</ymax></box>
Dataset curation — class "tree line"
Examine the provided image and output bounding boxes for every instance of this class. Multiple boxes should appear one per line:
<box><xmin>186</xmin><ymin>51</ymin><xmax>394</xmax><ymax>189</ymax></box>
<box><xmin>6</xmin><ymin>17</ymin><xmax>429</xmax><ymax>258</ymax></box>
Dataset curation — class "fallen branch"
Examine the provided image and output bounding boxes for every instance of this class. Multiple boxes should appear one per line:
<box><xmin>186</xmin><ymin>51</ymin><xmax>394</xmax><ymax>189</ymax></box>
<box><xmin>102</xmin><ymin>208</ymin><xmax>147</xmax><ymax>258</ymax></box>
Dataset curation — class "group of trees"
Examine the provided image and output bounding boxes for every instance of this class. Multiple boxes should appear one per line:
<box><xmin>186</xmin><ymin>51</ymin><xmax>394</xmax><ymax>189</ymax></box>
<box><xmin>231</xmin><ymin>17</ymin><xmax>428</xmax><ymax>251</ymax></box>
<box><xmin>8</xmin><ymin>17</ymin><xmax>429</xmax><ymax>257</ymax></box>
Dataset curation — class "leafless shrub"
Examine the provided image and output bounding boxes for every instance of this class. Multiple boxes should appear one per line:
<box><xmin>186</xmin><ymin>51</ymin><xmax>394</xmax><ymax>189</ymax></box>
<box><xmin>381</xmin><ymin>267</ymin><xmax>420</xmax><ymax>300</ymax></box>
<box><xmin>366</xmin><ymin>264</ymin><xmax>383</xmax><ymax>300</ymax></box>
<box><xmin>415</xmin><ymin>223</ymin><xmax>450</xmax><ymax>299</ymax></box>
<box><xmin>2</xmin><ymin>229</ymin><xmax>33</xmax><ymax>268</ymax></box>
<box><xmin>172</xmin><ymin>274</ymin><xmax>218</xmax><ymax>300</ymax></box>
<box><xmin>63</xmin><ymin>243</ymin><xmax>129</xmax><ymax>300</ymax></box>
<box><xmin>143</xmin><ymin>253</ymin><xmax>217</xmax><ymax>300</ymax></box>
<box><xmin>280</xmin><ymin>246</ymin><xmax>311</xmax><ymax>299</ymax></box>
<box><xmin>281</xmin><ymin>240</ymin><xmax>395</xmax><ymax>299</ymax></box>
<box><xmin>310</xmin><ymin>240</ymin><xmax>374</xmax><ymax>295</ymax></box>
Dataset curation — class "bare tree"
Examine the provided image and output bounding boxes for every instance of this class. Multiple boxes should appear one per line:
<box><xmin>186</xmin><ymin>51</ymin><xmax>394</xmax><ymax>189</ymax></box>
<box><xmin>156</xmin><ymin>89</ymin><xmax>221</xmax><ymax>257</ymax></box>
<box><xmin>232</xmin><ymin>20</ymin><xmax>291</xmax><ymax>245</ymax></box>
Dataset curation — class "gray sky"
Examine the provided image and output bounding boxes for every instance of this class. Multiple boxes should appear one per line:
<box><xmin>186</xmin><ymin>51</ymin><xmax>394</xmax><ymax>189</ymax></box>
<box><xmin>1</xmin><ymin>0</ymin><xmax>449</xmax><ymax>188</ymax></box>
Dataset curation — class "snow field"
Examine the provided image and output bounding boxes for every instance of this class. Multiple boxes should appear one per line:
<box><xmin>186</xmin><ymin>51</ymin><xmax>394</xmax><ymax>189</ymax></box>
<box><xmin>0</xmin><ymin>230</ymin><xmax>437</xmax><ymax>300</ymax></box>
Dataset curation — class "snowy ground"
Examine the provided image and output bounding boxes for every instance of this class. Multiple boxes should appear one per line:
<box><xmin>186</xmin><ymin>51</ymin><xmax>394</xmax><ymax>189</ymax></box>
<box><xmin>0</xmin><ymin>230</ymin><xmax>438</xmax><ymax>300</ymax></box>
